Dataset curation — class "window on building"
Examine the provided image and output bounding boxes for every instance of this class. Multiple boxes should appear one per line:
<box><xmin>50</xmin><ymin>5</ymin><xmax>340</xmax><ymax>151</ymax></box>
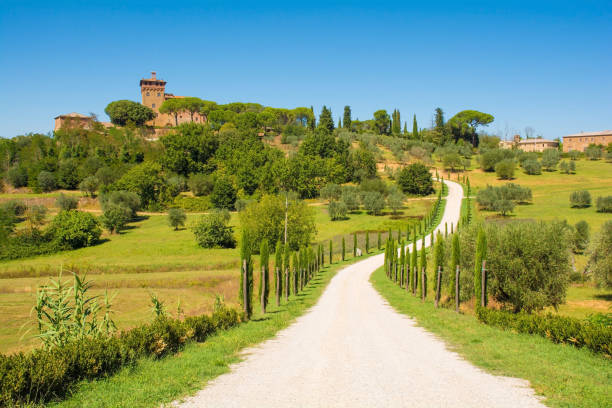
<box><xmin>146</xmin><ymin>92</ymin><xmax>150</xmax><ymax>96</ymax></box>
<box><xmin>152</xmin><ymin>103</ymin><xmax>156</xmax><ymax>108</ymax></box>
<box><xmin>157</xmin><ymin>93</ymin><xmax>161</xmax><ymax>96</ymax></box>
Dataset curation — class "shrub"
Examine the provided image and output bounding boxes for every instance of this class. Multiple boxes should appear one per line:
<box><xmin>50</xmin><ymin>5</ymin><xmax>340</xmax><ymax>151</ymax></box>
<box><xmin>570</xmin><ymin>190</ymin><xmax>591</xmax><ymax>208</ymax></box>
<box><xmin>480</xmin><ymin>148</ymin><xmax>513</xmax><ymax>171</ymax></box>
<box><xmin>192</xmin><ymin>210</ymin><xmax>236</xmax><ymax>248</ymax></box>
<box><xmin>320</xmin><ymin>183</ymin><xmax>342</xmax><ymax>202</ymax></box>
<box><xmin>6</xmin><ymin>166</ymin><xmax>28</xmax><ymax>188</ymax></box>
<box><xmin>172</xmin><ymin>195</ymin><xmax>210</xmax><ymax>212</ymax></box>
<box><xmin>166</xmin><ymin>175</ymin><xmax>186</xmax><ymax>197</ymax></box>
<box><xmin>493</xmin><ymin>199</ymin><xmax>514</xmax><ymax>216</ymax></box>
<box><xmin>210</xmin><ymin>176</ymin><xmax>237</xmax><ymax>210</ymax></box>
<box><xmin>397</xmin><ymin>163</ymin><xmax>433</xmax><ymax>195</ymax></box>
<box><xmin>442</xmin><ymin>152</ymin><xmax>463</xmax><ymax>172</ymax></box>
<box><xmin>25</xmin><ymin>205</ymin><xmax>47</xmax><ymax>229</ymax></box>
<box><xmin>559</xmin><ymin>161</ymin><xmax>570</xmax><ymax>174</ymax></box>
<box><xmin>56</xmin><ymin>193</ymin><xmax>79</xmax><ymax>211</ymax></box>
<box><xmin>541</xmin><ymin>148</ymin><xmax>560</xmax><ymax>171</ymax></box>
<box><xmin>1</xmin><ymin>200</ymin><xmax>27</xmax><ymax>217</ymax></box>
<box><xmin>328</xmin><ymin>200</ymin><xmax>347</xmax><ymax>221</ymax></box>
<box><xmin>568</xmin><ymin>150</ymin><xmax>580</xmax><ymax>160</ymax></box>
<box><xmin>596</xmin><ymin>196</ymin><xmax>612</xmax><ymax>213</ymax></box>
<box><xmin>79</xmin><ymin>175</ymin><xmax>99</xmax><ymax>197</ymax></box>
<box><xmin>585</xmin><ymin>144</ymin><xmax>602</xmax><ymax>160</ymax></box>
<box><xmin>476</xmin><ymin>183</ymin><xmax>531</xmax><ymax>214</ymax></box>
<box><xmin>49</xmin><ymin>210</ymin><xmax>101</xmax><ymax>249</ymax></box>
<box><xmin>494</xmin><ymin>159</ymin><xmax>515</xmax><ymax>179</ymax></box>
<box><xmin>588</xmin><ymin>220</ymin><xmax>612</xmax><ymax>288</ymax></box>
<box><xmin>522</xmin><ymin>159</ymin><xmax>541</xmax><ymax>175</ymax></box>
<box><xmin>37</xmin><ymin>171</ymin><xmax>56</xmax><ymax>192</ymax></box>
<box><xmin>100</xmin><ymin>203</ymin><xmax>132</xmax><ymax>234</ymax></box>
<box><xmin>476</xmin><ymin>307</ymin><xmax>612</xmax><ymax>356</ymax></box>
<box><xmin>340</xmin><ymin>186</ymin><xmax>360</xmax><ymax>211</ymax></box>
<box><xmin>168</xmin><ymin>207</ymin><xmax>186</xmax><ymax>230</ymax></box>
<box><xmin>573</xmin><ymin>220</ymin><xmax>590</xmax><ymax>253</ymax></box>
<box><xmin>188</xmin><ymin>173</ymin><xmax>214</xmax><ymax>197</ymax></box>
<box><xmin>100</xmin><ymin>190</ymin><xmax>141</xmax><ymax>218</ymax></box>
<box><xmin>387</xmin><ymin>188</ymin><xmax>404</xmax><ymax>215</ymax></box>
<box><xmin>56</xmin><ymin>159</ymin><xmax>80</xmax><ymax>189</ymax></box>
<box><xmin>362</xmin><ymin>191</ymin><xmax>385</xmax><ymax>215</ymax></box>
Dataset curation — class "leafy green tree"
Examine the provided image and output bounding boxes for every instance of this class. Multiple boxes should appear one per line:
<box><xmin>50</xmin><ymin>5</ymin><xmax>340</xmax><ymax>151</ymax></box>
<box><xmin>100</xmin><ymin>190</ymin><xmax>140</xmax><ymax>218</ymax></box>
<box><xmin>448</xmin><ymin>110</ymin><xmax>494</xmax><ymax>146</ymax></box>
<box><xmin>363</xmin><ymin>191</ymin><xmax>385</xmax><ymax>215</ymax></box>
<box><xmin>210</xmin><ymin>176</ymin><xmax>237</xmax><ymax>210</ymax></box>
<box><xmin>373</xmin><ymin>110</ymin><xmax>391</xmax><ymax>135</ymax></box>
<box><xmin>573</xmin><ymin>220</ymin><xmax>589</xmax><ymax>253</ymax></box>
<box><xmin>56</xmin><ymin>159</ymin><xmax>80</xmax><ymax>189</ymax></box>
<box><xmin>494</xmin><ymin>199</ymin><xmax>515</xmax><ymax>216</ymax></box>
<box><xmin>259</xmin><ymin>239</ymin><xmax>270</xmax><ymax>313</ymax></box>
<box><xmin>397</xmin><ymin>163</ymin><xmax>434</xmax><ymax>195</ymax></box>
<box><xmin>366</xmin><ymin>231</ymin><xmax>370</xmax><ymax>253</ymax></box>
<box><xmin>474</xmin><ymin>228</ymin><xmax>487</xmax><ymax>307</ymax></box>
<box><xmin>420</xmin><ymin>240</ymin><xmax>427</xmax><ymax>298</ymax></box>
<box><xmin>320</xmin><ymin>183</ymin><xmax>342</xmax><ymax>202</ymax></box>
<box><xmin>522</xmin><ymin>159</ymin><xmax>542</xmax><ymax>175</ymax></box>
<box><xmin>343</xmin><ymin>106</ymin><xmax>352</xmax><ymax>131</ymax></box>
<box><xmin>104</xmin><ymin>100</ymin><xmax>155</xmax><ymax>126</ymax></box>
<box><xmin>353</xmin><ymin>232</ymin><xmax>358</xmax><ymax>257</ymax></box>
<box><xmin>6</xmin><ymin>166</ymin><xmax>28</xmax><ymax>188</ymax></box>
<box><xmin>495</xmin><ymin>159</ymin><xmax>515</xmax><ymax>180</ymax></box>
<box><xmin>25</xmin><ymin>205</ymin><xmax>47</xmax><ymax>229</ymax></box>
<box><xmin>585</xmin><ymin>144</ymin><xmax>602</xmax><ymax>160</ymax></box>
<box><xmin>79</xmin><ymin>176</ymin><xmax>99</xmax><ymax>197</ymax></box>
<box><xmin>391</xmin><ymin>109</ymin><xmax>401</xmax><ymax>135</ymax></box>
<box><xmin>317</xmin><ymin>106</ymin><xmax>335</xmax><ymax>134</ymax></box>
<box><xmin>168</xmin><ymin>208</ymin><xmax>186</xmax><ymax>230</ymax></box>
<box><xmin>387</xmin><ymin>188</ymin><xmax>404</xmax><ymax>215</ymax></box>
<box><xmin>328</xmin><ymin>200</ymin><xmax>347</xmax><ymax>221</ymax></box>
<box><xmin>597</xmin><ymin>196</ymin><xmax>612</xmax><ymax>213</ymax></box>
<box><xmin>114</xmin><ymin>162</ymin><xmax>167</xmax><ymax>209</ymax></box>
<box><xmin>188</xmin><ymin>173</ymin><xmax>214</xmax><ymax>196</ymax></box>
<box><xmin>588</xmin><ymin>220</ymin><xmax>612</xmax><ymax>288</ymax></box>
<box><xmin>192</xmin><ymin>210</ymin><xmax>236</xmax><ymax>248</ymax></box>
<box><xmin>570</xmin><ymin>190</ymin><xmax>591</xmax><ymax>208</ymax></box>
<box><xmin>160</xmin><ymin>124</ymin><xmax>218</xmax><ymax>176</ymax></box>
<box><xmin>442</xmin><ymin>152</ymin><xmax>463</xmax><ymax>172</ymax></box>
<box><xmin>275</xmin><ymin>240</ymin><xmax>283</xmax><ymax>303</ymax></box>
<box><xmin>37</xmin><ymin>171</ymin><xmax>56</xmax><ymax>192</ymax></box>
<box><xmin>49</xmin><ymin>210</ymin><xmax>101</xmax><ymax>249</ymax></box>
<box><xmin>159</xmin><ymin>98</ymin><xmax>183</xmax><ymax>127</ymax></box>
<box><xmin>239</xmin><ymin>229</ymin><xmax>254</xmax><ymax>318</ymax></box>
<box><xmin>377</xmin><ymin>231</ymin><xmax>381</xmax><ymax>250</ymax></box>
<box><xmin>100</xmin><ymin>203</ymin><xmax>132</xmax><ymax>234</ymax></box>
<box><xmin>541</xmin><ymin>148</ymin><xmax>560</xmax><ymax>171</ymax></box>
<box><xmin>411</xmin><ymin>234</ymin><xmax>418</xmax><ymax>293</ymax></box>
<box><xmin>433</xmin><ymin>232</ymin><xmax>445</xmax><ymax>304</ymax></box>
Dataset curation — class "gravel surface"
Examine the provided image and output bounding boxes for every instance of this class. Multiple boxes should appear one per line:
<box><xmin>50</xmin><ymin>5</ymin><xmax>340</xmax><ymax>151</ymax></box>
<box><xmin>175</xmin><ymin>181</ymin><xmax>545</xmax><ymax>408</ymax></box>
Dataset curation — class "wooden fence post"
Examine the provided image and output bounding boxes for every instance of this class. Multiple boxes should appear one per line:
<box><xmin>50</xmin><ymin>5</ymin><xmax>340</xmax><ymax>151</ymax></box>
<box><xmin>243</xmin><ymin>259</ymin><xmax>248</xmax><ymax>319</ymax></box>
<box><xmin>435</xmin><ymin>266</ymin><xmax>442</xmax><ymax>308</ymax></box>
<box><xmin>455</xmin><ymin>265</ymin><xmax>460</xmax><ymax>312</ymax></box>
<box><xmin>481</xmin><ymin>260</ymin><xmax>487</xmax><ymax>308</ymax></box>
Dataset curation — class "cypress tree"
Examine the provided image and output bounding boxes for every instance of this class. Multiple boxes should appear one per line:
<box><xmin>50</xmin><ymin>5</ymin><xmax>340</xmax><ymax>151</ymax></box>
<box><xmin>353</xmin><ymin>232</ymin><xmax>357</xmax><ymax>257</ymax></box>
<box><xmin>420</xmin><ymin>236</ymin><xmax>427</xmax><ymax>299</ymax></box>
<box><xmin>259</xmin><ymin>239</ymin><xmax>270</xmax><ymax>313</ymax></box>
<box><xmin>406</xmin><ymin>225</ymin><xmax>410</xmax><ymax>241</ymax></box>
<box><xmin>399</xmin><ymin>240</ymin><xmax>405</xmax><ymax>287</ymax></box>
<box><xmin>365</xmin><ymin>232</ymin><xmax>370</xmax><ymax>253</ymax></box>
<box><xmin>283</xmin><ymin>244</ymin><xmax>290</xmax><ymax>300</ymax></box>
<box><xmin>239</xmin><ymin>230</ymin><xmax>253</xmax><ymax>319</ymax></box>
<box><xmin>343</xmin><ymin>105</ymin><xmax>352</xmax><ymax>131</ymax></box>
<box><xmin>412</xmin><ymin>114</ymin><xmax>418</xmax><ymax>140</ymax></box>
<box><xmin>433</xmin><ymin>232</ymin><xmax>444</xmax><ymax>307</ymax></box>
<box><xmin>329</xmin><ymin>240</ymin><xmax>332</xmax><ymax>264</ymax></box>
<box><xmin>318</xmin><ymin>106</ymin><xmax>335</xmax><ymax>133</ymax></box>
<box><xmin>275</xmin><ymin>240</ymin><xmax>283</xmax><ymax>306</ymax></box>
<box><xmin>292</xmin><ymin>252</ymin><xmax>299</xmax><ymax>295</ymax></box>
<box><xmin>403</xmin><ymin>121</ymin><xmax>408</xmax><ymax>136</ymax></box>
<box><xmin>342</xmin><ymin>237</ymin><xmax>346</xmax><ymax>261</ymax></box>
<box><xmin>474</xmin><ymin>228</ymin><xmax>487</xmax><ymax>307</ymax></box>
<box><xmin>450</xmin><ymin>233</ymin><xmax>460</xmax><ymax>301</ymax></box>
<box><xmin>338</xmin><ymin>117</ymin><xmax>342</xmax><ymax>128</ymax></box>
<box><xmin>397</xmin><ymin>229</ymin><xmax>401</xmax><ymax>241</ymax></box>
<box><xmin>411</xmin><ymin>234</ymin><xmax>418</xmax><ymax>293</ymax></box>
<box><xmin>377</xmin><ymin>231</ymin><xmax>381</xmax><ymax>250</ymax></box>
<box><xmin>445</xmin><ymin>222</ymin><xmax>448</xmax><ymax>237</ymax></box>
<box><xmin>309</xmin><ymin>105</ymin><xmax>316</xmax><ymax>129</ymax></box>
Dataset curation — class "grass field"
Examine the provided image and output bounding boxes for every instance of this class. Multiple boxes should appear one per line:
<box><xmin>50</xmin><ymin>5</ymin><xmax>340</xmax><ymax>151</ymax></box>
<box><xmin>371</xmin><ymin>266</ymin><xmax>612</xmax><ymax>408</ymax></box>
<box><xmin>49</xmin><ymin>252</ymin><xmax>376</xmax><ymax>408</ymax></box>
<box><xmin>0</xmin><ymin>199</ymin><xmax>432</xmax><ymax>354</ymax></box>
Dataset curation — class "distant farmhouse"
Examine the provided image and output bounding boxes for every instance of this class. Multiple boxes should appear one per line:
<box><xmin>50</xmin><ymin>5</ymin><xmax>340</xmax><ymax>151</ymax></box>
<box><xmin>500</xmin><ymin>134</ymin><xmax>559</xmax><ymax>152</ymax></box>
<box><xmin>55</xmin><ymin>72</ymin><xmax>205</xmax><ymax>131</ymax></box>
<box><xmin>562</xmin><ymin>130</ymin><xmax>612</xmax><ymax>152</ymax></box>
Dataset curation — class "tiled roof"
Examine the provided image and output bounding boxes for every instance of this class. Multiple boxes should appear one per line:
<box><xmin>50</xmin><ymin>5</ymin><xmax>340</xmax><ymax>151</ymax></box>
<box><xmin>517</xmin><ymin>138</ymin><xmax>557</xmax><ymax>144</ymax></box>
<box><xmin>54</xmin><ymin>112</ymin><xmax>89</xmax><ymax>119</ymax></box>
<box><xmin>564</xmin><ymin>130</ymin><xmax>612</xmax><ymax>138</ymax></box>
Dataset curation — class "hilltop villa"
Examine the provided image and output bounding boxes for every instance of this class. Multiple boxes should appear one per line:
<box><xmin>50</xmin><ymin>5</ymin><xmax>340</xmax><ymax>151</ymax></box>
<box><xmin>562</xmin><ymin>130</ymin><xmax>612</xmax><ymax>152</ymax></box>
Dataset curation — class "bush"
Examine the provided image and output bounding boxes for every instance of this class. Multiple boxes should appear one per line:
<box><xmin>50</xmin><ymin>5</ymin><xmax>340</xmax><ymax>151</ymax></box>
<box><xmin>172</xmin><ymin>195</ymin><xmax>210</xmax><ymax>212</ymax></box>
<box><xmin>522</xmin><ymin>159</ymin><xmax>541</xmax><ymax>175</ymax></box>
<box><xmin>320</xmin><ymin>183</ymin><xmax>342</xmax><ymax>202</ymax></box>
<box><xmin>568</xmin><ymin>150</ymin><xmax>580</xmax><ymax>160</ymax></box>
<box><xmin>56</xmin><ymin>193</ymin><xmax>79</xmax><ymax>211</ymax></box>
<box><xmin>168</xmin><ymin>207</ymin><xmax>186</xmax><ymax>230</ymax></box>
<box><xmin>340</xmin><ymin>186</ymin><xmax>360</xmax><ymax>211</ymax></box>
<box><xmin>56</xmin><ymin>159</ymin><xmax>80</xmax><ymax>189</ymax></box>
<box><xmin>100</xmin><ymin>203</ymin><xmax>132</xmax><ymax>234</ymax></box>
<box><xmin>480</xmin><ymin>148</ymin><xmax>514</xmax><ymax>171</ymax></box>
<box><xmin>79</xmin><ymin>175</ymin><xmax>99</xmax><ymax>197</ymax></box>
<box><xmin>37</xmin><ymin>171</ymin><xmax>56</xmax><ymax>192</ymax></box>
<box><xmin>362</xmin><ymin>191</ymin><xmax>385</xmax><ymax>215</ymax></box>
<box><xmin>397</xmin><ymin>163</ymin><xmax>433</xmax><ymax>195</ymax></box>
<box><xmin>6</xmin><ymin>166</ymin><xmax>28</xmax><ymax>188</ymax></box>
<box><xmin>476</xmin><ymin>183</ymin><xmax>531</xmax><ymax>214</ymax></box>
<box><xmin>1</xmin><ymin>200</ymin><xmax>27</xmax><ymax>217</ymax></box>
<box><xmin>49</xmin><ymin>210</ymin><xmax>101</xmax><ymax>249</ymax></box>
<box><xmin>573</xmin><ymin>220</ymin><xmax>590</xmax><ymax>253</ymax></box>
<box><xmin>588</xmin><ymin>220</ymin><xmax>612</xmax><ymax>288</ymax></box>
<box><xmin>493</xmin><ymin>199</ymin><xmax>514</xmax><ymax>216</ymax></box>
<box><xmin>585</xmin><ymin>144</ymin><xmax>602</xmax><ymax>160</ymax></box>
<box><xmin>210</xmin><ymin>176</ymin><xmax>237</xmax><ymax>210</ymax></box>
<box><xmin>0</xmin><ymin>306</ymin><xmax>239</xmax><ymax>406</ymax></box>
<box><xmin>26</xmin><ymin>205</ymin><xmax>47</xmax><ymax>229</ymax></box>
<box><xmin>596</xmin><ymin>196</ymin><xmax>612</xmax><ymax>213</ymax></box>
<box><xmin>188</xmin><ymin>173</ymin><xmax>214</xmax><ymax>197</ymax></box>
<box><xmin>541</xmin><ymin>148</ymin><xmax>560</xmax><ymax>171</ymax></box>
<box><xmin>476</xmin><ymin>307</ymin><xmax>612</xmax><ymax>356</ymax></box>
<box><xmin>328</xmin><ymin>200</ymin><xmax>347</xmax><ymax>221</ymax></box>
<box><xmin>494</xmin><ymin>159</ymin><xmax>515</xmax><ymax>179</ymax></box>
<box><xmin>100</xmin><ymin>191</ymin><xmax>141</xmax><ymax>218</ymax></box>
<box><xmin>570</xmin><ymin>190</ymin><xmax>591</xmax><ymax>208</ymax></box>
<box><xmin>192</xmin><ymin>210</ymin><xmax>236</xmax><ymax>248</ymax></box>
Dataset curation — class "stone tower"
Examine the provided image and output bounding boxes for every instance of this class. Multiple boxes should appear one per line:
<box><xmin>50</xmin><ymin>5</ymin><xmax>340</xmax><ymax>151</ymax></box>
<box><xmin>140</xmin><ymin>71</ymin><xmax>167</xmax><ymax>125</ymax></box>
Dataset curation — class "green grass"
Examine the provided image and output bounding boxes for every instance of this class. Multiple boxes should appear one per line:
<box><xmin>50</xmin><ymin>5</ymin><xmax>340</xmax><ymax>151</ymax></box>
<box><xmin>48</xmin><ymin>253</ymin><xmax>377</xmax><ymax>408</ymax></box>
<box><xmin>371</xmin><ymin>266</ymin><xmax>612</xmax><ymax>408</ymax></box>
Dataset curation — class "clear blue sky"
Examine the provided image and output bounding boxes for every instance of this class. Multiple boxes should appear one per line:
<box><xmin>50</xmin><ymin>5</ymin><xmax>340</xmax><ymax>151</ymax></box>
<box><xmin>1</xmin><ymin>0</ymin><xmax>611</xmax><ymax>140</ymax></box>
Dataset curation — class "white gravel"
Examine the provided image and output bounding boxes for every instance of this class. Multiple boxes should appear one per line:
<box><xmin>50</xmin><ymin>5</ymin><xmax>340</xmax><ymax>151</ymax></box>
<box><xmin>174</xmin><ymin>180</ymin><xmax>545</xmax><ymax>408</ymax></box>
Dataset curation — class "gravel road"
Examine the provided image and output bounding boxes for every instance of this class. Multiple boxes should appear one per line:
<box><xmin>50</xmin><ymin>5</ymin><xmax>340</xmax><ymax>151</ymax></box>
<box><xmin>175</xmin><ymin>180</ymin><xmax>545</xmax><ymax>408</ymax></box>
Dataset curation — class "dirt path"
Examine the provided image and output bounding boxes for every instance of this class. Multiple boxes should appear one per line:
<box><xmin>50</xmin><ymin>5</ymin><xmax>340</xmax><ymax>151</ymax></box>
<box><xmin>174</xmin><ymin>181</ymin><xmax>545</xmax><ymax>408</ymax></box>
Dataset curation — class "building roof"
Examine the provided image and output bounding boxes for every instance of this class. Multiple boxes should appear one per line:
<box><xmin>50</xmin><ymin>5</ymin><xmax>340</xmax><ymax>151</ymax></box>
<box><xmin>564</xmin><ymin>130</ymin><xmax>612</xmax><ymax>138</ymax></box>
<box><xmin>54</xmin><ymin>112</ymin><xmax>90</xmax><ymax>119</ymax></box>
<box><xmin>517</xmin><ymin>138</ymin><xmax>558</xmax><ymax>144</ymax></box>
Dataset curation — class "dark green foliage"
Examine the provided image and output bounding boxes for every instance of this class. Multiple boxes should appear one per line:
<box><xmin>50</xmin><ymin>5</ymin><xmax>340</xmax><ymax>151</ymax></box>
<box><xmin>113</xmin><ymin>162</ymin><xmax>167</xmax><ymax>210</ymax></box>
<box><xmin>37</xmin><ymin>170</ymin><xmax>56</xmax><ymax>192</ymax></box>
<box><xmin>570</xmin><ymin>190</ymin><xmax>591</xmax><ymax>208</ymax></box>
<box><xmin>168</xmin><ymin>208</ymin><xmax>186</xmax><ymax>230</ymax></box>
<box><xmin>474</xmin><ymin>228</ymin><xmax>486</xmax><ymax>307</ymax></box>
<box><xmin>159</xmin><ymin>124</ymin><xmax>219</xmax><ymax>176</ymax></box>
<box><xmin>343</xmin><ymin>106</ymin><xmax>352</xmax><ymax>131</ymax></box>
<box><xmin>100</xmin><ymin>203</ymin><xmax>132</xmax><ymax>234</ymax></box>
<box><xmin>104</xmin><ymin>99</ymin><xmax>155</xmax><ymax>126</ymax></box>
<box><xmin>495</xmin><ymin>159</ymin><xmax>515</xmax><ymax>180</ymax></box>
<box><xmin>585</xmin><ymin>144</ymin><xmax>602</xmax><ymax>160</ymax></box>
<box><xmin>188</xmin><ymin>173</ymin><xmax>214</xmax><ymax>196</ymax></box>
<box><xmin>317</xmin><ymin>106</ymin><xmax>335</xmax><ymax>134</ymax></box>
<box><xmin>420</xmin><ymin>239</ymin><xmax>427</xmax><ymax>298</ymax></box>
<box><xmin>353</xmin><ymin>232</ymin><xmax>357</xmax><ymax>257</ymax></box>
<box><xmin>596</xmin><ymin>196</ymin><xmax>612</xmax><ymax>213</ymax></box>
<box><xmin>0</xmin><ymin>306</ymin><xmax>239</xmax><ymax>406</ymax></box>
<box><xmin>342</xmin><ymin>237</ymin><xmax>346</xmax><ymax>261</ymax></box>
<box><xmin>373</xmin><ymin>110</ymin><xmax>391</xmax><ymax>135</ymax></box>
<box><xmin>476</xmin><ymin>307</ymin><xmax>611</xmax><ymax>356</ymax></box>
<box><xmin>328</xmin><ymin>200</ymin><xmax>348</xmax><ymax>220</ymax></box>
<box><xmin>79</xmin><ymin>175</ymin><xmax>99</xmax><ymax>197</ymax></box>
<box><xmin>366</xmin><ymin>232</ymin><xmax>370</xmax><ymax>253</ymax></box>
<box><xmin>275</xmin><ymin>240</ymin><xmax>283</xmax><ymax>300</ymax></box>
<box><xmin>377</xmin><ymin>231</ymin><xmax>381</xmax><ymax>250</ymax></box>
<box><xmin>341</xmin><ymin>186</ymin><xmax>360</xmax><ymax>211</ymax></box>
<box><xmin>397</xmin><ymin>163</ymin><xmax>434</xmax><ymax>195</ymax></box>
<box><xmin>589</xmin><ymin>220</ymin><xmax>612</xmax><ymax>288</ymax></box>
<box><xmin>239</xmin><ymin>229</ymin><xmax>254</xmax><ymax>318</ymax></box>
<box><xmin>100</xmin><ymin>190</ymin><xmax>141</xmax><ymax>218</ymax></box>
<box><xmin>1</xmin><ymin>200</ymin><xmax>27</xmax><ymax>217</ymax></box>
<box><xmin>49</xmin><ymin>210</ymin><xmax>101</xmax><ymax>249</ymax></box>
<box><xmin>192</xmin><ymin>210</ymin><xmax>236</xmax><ymax>248</ymax></box>
<box><xmin>259</xmin><ymin>239</ymin><xmax>270</xmax><ymax>311</ymax></box>
<box><xmin>210</xmin><ymin>176</ymin><xmax>237</xmax><ymax>210</ymax></box>
<box><xmin>329</xmin><ymin>240</ymin><xmax>332</xmax><ymax>263</ymax></box>
<box><xmin>56</xmin><ymin>193</ymin><xmax>79</xmax><ymax>211</ymax></box>
<box><xmin>6</xmin><ymin>166</ymin><xmax>28</xmax><ymax>188</ymax></box>
<box><xmin>450</xmin><ymin>233</ymin><xmax>460</xmax><ymax>300</ymax></box>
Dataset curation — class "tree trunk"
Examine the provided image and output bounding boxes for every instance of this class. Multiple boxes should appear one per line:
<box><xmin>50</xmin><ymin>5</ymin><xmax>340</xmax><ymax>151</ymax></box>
<box><xmin>455</xmin><ymin>265</ymin><xmax>460</xmax><ymax>312</ymax></box>
<box><xmin>435</xmin><ymin>266</ymin><xmax>442</xmax><ymax>308</ymax></box>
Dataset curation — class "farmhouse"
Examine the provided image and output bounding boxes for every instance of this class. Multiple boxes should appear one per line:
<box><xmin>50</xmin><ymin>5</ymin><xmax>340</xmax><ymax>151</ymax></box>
<box><xmin>562</xmin><ymin>130</ymin><xmax>612</xmax><ymax>152</ymax></box>
<box><xmin>500</xmin><ymin>135</ymin><xmax>559</xmax><ymax>152</ymax></box>
<box><xmin>54</xmin><ymin>113</ymin><xmax>112</xmax><ymax>131</ymax></box>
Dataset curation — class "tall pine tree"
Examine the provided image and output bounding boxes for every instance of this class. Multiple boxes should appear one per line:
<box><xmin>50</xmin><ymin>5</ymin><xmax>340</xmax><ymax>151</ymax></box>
<box><xmin>239</xmin><ymin>230</ymin><xmax>254</xmax><ymax>319</ymax></box>
<box><xmin>318</xmin><ymin>106</ymin><xmax>335</xmax><ymax>134</ymax></box>
<box><xmin>412</xmin><ymin>114</ymin><xmax>419</xmax><ymax>140</ymax></box>
<box><xmin>343</xmin><ymin>105</ymin><xmax>352</xmax><ymax>131</ymax></box>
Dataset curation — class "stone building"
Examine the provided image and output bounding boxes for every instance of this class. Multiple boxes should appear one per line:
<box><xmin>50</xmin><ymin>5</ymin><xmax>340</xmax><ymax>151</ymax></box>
<box><xmin>499</xmin><ymin>134</ymin><xmax>559</xmax><ymax>152</ymax></box>
<box><xmin>140</xmin><ymin>72</ymin><xmax>206</xmax><ymax>127</ymax></box>
<box><xmin>562</xmin><ymin>130</ymin><xmax>612</xmax><ymax>152</ymax></box>
<box><xmin>54</xmin><ymin>113</ymin><xmax>112</xmax><ymax>132</ymax></box>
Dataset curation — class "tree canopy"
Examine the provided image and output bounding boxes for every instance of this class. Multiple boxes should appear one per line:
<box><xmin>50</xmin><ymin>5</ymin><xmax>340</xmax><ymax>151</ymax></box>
<box><xmin>104</xmin><ymin>100</ymin><xmax>155</xmax><ymax>126</ymax></box>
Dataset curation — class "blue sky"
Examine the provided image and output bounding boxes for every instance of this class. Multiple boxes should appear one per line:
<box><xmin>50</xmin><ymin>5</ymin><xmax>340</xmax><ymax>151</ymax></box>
<box><xmin>1</xmin><ymin>0</ymin><xmax>611</xmax><ymax>139</ymax></box>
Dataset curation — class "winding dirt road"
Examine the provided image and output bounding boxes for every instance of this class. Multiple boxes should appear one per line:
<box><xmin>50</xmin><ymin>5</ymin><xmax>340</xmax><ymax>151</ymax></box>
<box><xmin>175</xmin><ymin>180</ymin><xmax>544</xmax><ymax>408</ymax></box>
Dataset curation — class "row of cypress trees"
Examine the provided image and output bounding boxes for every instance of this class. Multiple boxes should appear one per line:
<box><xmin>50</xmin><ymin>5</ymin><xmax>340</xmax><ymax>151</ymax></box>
<box><xmin>239</xmin><ymin>231</ymin><xmax>326</xmax><ymax>320</ymax></box>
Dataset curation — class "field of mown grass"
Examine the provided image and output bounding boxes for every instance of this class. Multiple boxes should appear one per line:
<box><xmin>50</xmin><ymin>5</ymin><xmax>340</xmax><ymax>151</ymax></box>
<box><xmin>0</xmin><ymin>198</ymin><xmax>432</xmax><ymax>354</ymax></box>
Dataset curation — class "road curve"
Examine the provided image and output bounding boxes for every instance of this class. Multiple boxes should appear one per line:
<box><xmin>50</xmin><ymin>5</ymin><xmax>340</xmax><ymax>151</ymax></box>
<box><xmin>175</xmin><ymin>180</ymin><xmax>544</xmax><ymax>408</ymax></box>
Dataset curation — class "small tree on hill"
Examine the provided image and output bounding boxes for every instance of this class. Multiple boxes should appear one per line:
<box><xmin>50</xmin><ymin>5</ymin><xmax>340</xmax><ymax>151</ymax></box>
<box><xmin>168</xmin><ymin>208</ymin><xmax>186</xmax><ymax>230</ymax></box>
